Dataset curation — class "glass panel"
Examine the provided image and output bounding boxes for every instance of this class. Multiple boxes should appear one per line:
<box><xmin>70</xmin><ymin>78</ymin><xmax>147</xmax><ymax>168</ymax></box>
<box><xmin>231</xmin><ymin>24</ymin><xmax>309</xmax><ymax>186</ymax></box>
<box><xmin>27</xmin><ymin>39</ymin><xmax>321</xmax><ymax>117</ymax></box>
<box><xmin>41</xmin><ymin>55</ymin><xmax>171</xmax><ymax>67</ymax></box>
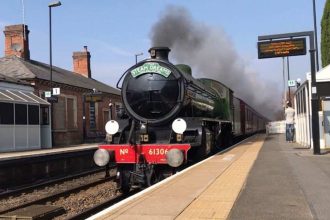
<box><xmin>40</xmin><ymin>106</ymin><xmax>49</xmax><ymax>125</ymax></box>
<box><xmin>4</xmin><ymin>90</ymin><xmax>26</xmax><ymax>102</ymax></box>
<box><xmin>0</xmin><ymin>102</ymin><xmax>14</xmax><ymax>124</ymax></box>
<box><xmin>0</xmin><ymin>91</ymin><xmax>12</xmax><ymax>101</ymax></box>
<box><xmin>15</xmin><ymin>104</ymin><xmax>27</xmax><ymax>125</ymax></box>
<box><xmin>28</xmin><ymin>105</ymin><xmax>39</xmax><ymax>125</ymax></box>
<box><xmin>13</xmin><ymin>91</ymin><xmax>37</xmax><ymax>103</ymax></box>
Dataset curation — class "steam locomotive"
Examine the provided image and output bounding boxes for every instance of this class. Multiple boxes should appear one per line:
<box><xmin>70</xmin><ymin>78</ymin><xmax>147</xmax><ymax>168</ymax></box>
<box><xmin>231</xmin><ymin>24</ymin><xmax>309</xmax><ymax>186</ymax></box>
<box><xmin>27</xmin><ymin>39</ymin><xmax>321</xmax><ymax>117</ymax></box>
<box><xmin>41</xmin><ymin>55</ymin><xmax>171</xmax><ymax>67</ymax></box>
<box><xmin>93</xmin><ymin>47</ymin><xmax>267</xmax><ymax>192</ymax></box>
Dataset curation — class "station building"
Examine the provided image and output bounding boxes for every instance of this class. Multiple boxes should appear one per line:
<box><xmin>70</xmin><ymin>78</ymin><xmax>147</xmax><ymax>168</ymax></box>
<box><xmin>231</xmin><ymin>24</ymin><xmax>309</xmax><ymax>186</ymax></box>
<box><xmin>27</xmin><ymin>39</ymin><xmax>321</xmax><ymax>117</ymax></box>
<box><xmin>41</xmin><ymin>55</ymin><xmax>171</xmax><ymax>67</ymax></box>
<box><xmin>0</xmin><ymin>74</ymin><xmax>51</xmax><ymax>152</ymax></box>
<box><xmin>294</xmin><ymin>64</ymin><xmax>330</xmax><ymax>149</ymax></box>
<box><xmin>0</xmin><ymin>24</ymin><xmax>121</xmax><ymax>149</ymax></box>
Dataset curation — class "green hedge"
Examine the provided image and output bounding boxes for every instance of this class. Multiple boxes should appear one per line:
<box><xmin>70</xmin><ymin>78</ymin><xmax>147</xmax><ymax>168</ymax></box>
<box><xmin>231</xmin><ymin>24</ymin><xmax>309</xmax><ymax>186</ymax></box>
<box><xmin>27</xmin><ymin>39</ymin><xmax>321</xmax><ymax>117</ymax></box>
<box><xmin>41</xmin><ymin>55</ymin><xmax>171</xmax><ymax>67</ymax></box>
<box><xmin>321</xmin><ymin>0</ymin><xmax>330</xmax><ymax>67</ymax></box>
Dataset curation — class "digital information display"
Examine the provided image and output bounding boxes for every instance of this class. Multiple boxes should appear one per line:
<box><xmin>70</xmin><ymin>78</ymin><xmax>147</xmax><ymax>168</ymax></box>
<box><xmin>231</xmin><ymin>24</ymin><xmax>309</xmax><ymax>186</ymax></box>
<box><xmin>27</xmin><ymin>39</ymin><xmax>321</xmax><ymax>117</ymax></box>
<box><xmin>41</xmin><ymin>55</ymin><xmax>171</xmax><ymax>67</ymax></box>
<box><xmin>258</xmin><ymin>38</ymin><xmax>306</xmax><ymax>59</ymax></box>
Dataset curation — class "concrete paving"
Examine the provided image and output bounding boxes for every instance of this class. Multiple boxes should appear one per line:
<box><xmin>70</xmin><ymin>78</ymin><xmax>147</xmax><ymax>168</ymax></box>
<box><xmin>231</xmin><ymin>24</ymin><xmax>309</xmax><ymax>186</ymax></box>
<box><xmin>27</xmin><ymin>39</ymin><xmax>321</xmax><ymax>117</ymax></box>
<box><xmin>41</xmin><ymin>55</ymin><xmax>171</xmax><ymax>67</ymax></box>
<box><xmin>229</xmin><ymin>134</ymin><xmax>330</xmax><ymax>220</ymax></box>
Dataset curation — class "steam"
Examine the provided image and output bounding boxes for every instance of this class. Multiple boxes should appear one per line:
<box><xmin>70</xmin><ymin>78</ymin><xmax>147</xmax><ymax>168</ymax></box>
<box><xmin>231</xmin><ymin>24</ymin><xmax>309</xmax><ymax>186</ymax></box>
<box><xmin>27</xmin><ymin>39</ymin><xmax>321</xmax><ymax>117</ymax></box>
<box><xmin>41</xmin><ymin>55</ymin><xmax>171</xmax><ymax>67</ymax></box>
<box><xmin>150</xmin><ymin>6</ymin><xmax>281</xmax><ymax>119</ymax></box>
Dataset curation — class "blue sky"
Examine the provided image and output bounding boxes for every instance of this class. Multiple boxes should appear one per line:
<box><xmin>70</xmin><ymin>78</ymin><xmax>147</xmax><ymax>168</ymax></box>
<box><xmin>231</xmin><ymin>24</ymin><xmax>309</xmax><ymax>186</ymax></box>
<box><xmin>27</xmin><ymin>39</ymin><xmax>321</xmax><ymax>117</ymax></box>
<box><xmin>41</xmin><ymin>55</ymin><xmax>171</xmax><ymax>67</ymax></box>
<box><xmin>0</xmin><ymin>0</ymin><xmax>327</xmax><ymax>91</ymax></box>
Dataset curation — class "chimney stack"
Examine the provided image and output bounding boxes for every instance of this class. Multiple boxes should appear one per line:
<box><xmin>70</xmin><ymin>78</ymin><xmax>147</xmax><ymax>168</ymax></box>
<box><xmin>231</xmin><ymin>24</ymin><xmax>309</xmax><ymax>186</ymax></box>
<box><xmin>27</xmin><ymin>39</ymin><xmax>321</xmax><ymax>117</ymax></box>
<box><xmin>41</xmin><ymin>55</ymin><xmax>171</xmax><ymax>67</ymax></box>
<box><xmin>148</xmin><ymin>47</ymin><xmax>171</xmax><ymax>61</ymax></box>
<box><xmin>72</xmin><ymin>46</ymin><xmax>91</xmax><ymax>78</ymax></box>
<box><xmin>4</xmin><ymin>24</ymin><xmax>30</xmax><ymax>60</ymax></box>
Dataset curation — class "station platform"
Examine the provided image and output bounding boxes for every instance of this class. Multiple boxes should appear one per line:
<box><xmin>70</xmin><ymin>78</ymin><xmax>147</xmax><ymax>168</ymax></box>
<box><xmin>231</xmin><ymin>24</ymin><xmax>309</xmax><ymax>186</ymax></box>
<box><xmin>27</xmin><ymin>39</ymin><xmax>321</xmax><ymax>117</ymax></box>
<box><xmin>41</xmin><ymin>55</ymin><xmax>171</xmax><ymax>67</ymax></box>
<box><xmin>88</xmin><ymin>134</ymin><xmax>330</xmax><ymax>220</ymax></box>
<box><xmin>0</xmin><ymin>143</ymin><xmax>100</xmax><ymax>189</ymax></box>
<box><xmin>0</xmin><ymin>143</ymin><xmax>98</xmax><ymax>162</ymax></box>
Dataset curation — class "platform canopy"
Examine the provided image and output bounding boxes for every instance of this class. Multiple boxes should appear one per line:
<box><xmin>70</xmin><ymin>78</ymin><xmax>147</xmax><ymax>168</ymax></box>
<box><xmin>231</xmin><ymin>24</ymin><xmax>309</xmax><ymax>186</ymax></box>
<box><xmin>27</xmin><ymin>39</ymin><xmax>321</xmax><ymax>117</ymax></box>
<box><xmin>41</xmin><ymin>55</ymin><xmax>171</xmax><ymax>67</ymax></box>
<box><xmin>0</xmin><ymin>89</ymin><xmax>49</xmax><ymax>105</ymax></box>
<box><xmin>316</xmin><ymin>64</ymin><xmax>330</xmax><ymax>82</ymax></box>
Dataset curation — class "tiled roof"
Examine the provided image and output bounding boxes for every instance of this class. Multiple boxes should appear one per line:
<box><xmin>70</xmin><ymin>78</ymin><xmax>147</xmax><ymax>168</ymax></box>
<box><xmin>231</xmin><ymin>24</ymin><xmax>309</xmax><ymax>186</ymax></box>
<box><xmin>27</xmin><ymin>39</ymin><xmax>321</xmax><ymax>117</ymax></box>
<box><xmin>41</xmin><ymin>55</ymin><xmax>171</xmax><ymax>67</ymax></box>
<box><xmin>0</xmin><ymin>56</ymin><xmax>121</xmax><ymax>95</ymax></box>
<box><xmin>0</xmin><ymin>72</ymin><xmax>31</xmax><ymax>85</ymax></box>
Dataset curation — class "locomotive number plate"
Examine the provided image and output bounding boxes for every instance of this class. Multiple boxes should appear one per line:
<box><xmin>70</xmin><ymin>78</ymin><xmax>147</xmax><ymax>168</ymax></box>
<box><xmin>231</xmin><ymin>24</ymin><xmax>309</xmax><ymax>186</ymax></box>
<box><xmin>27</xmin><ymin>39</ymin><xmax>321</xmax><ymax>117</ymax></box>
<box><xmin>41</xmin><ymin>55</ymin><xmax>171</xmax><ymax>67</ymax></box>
<box><xmin>148</xmin><ymin>148</ymin><xmax>169</xmax><ymax>156</ymax></box>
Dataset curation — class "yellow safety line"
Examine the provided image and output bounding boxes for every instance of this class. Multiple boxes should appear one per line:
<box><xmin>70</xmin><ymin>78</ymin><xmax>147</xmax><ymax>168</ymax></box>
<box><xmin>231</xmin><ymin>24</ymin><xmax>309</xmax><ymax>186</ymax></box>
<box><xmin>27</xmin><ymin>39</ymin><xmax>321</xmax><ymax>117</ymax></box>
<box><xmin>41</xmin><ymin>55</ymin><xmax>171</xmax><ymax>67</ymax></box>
<box><xmin>176</xmin><ymin>135</ymin><xmax>265</xmax><ymax>220</ymax></box>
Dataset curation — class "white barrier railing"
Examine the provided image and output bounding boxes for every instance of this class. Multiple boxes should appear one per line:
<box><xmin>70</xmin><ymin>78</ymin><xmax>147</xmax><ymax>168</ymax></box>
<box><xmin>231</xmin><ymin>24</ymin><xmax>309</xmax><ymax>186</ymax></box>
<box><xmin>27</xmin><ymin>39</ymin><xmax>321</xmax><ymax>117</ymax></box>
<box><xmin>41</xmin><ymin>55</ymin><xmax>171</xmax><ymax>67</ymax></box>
<box><xmin>267</xmin><ymin>120</ymin><xmax>285</xmax><ymax>134</ymax></box>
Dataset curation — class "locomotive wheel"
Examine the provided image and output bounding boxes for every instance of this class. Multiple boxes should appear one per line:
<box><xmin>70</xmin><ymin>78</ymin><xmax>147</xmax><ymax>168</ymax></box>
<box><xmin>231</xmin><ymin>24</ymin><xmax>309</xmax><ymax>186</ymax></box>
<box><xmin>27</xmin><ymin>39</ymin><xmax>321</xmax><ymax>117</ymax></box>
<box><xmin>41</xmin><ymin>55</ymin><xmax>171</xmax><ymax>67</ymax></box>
<box><xmin>216</xmin><ymin>130</ymin><xmax>232</xmax><ymax>149</ymax></box>
<box><xmin>197</xmin><ymin>127</ymin><xmax>212</xmax><ymax>159</ymax></box>
<box><xmin>226</xmin><ymin>133</ymin><xmax>233</xmax><ymax>147</ymax></box>
<box><xmin>118</xmin><ymin>169</ymin><xmax>131</xmax><ymax>194</ymax></box>
<box><xmin>216</xmin><ymin>131</ymin><xmax>225</xmax><ymax>150</ymax></box>
<box><xmin>146</xmin><ymin>169</ymin><xmax>158</xmax><ymax>186</ymax></box>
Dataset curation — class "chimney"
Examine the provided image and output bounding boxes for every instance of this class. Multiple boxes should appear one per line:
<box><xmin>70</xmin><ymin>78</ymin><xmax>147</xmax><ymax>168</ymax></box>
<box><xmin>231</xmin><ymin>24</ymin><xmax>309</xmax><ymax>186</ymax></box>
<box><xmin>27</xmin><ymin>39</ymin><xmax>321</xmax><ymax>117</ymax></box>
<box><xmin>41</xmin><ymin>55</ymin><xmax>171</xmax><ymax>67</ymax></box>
<box><xmin>148</xmin><ymin>47</ymin><xmax>171</xmax><ymax>61</ymax></box>
<box><xmin>72</xmin><ymin>46</ymin><xmax>91</xmax><ymax>78</ymax></box>
<box><xmin>4</xmin><ymin>24</ymin><xmax>30</xmax><ymax>60</ymax></box>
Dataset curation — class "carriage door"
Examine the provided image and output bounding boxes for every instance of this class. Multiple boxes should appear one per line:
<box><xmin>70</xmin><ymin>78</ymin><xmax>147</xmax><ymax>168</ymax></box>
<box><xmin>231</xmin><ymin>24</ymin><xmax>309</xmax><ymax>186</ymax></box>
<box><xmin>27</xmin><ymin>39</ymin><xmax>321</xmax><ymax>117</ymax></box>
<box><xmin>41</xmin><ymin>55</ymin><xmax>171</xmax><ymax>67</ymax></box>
<box><xmin>323</xmin><ymin>99</ymin><xmax>330</xmax><ymax>148</ymax></box>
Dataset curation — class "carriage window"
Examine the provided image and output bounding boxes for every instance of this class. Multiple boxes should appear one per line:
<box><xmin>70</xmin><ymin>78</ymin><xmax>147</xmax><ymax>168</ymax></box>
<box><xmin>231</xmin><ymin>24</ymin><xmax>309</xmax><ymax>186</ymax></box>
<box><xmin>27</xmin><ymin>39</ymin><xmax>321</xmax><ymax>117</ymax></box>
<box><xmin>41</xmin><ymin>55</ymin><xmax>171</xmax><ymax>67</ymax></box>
<box><xmin>0</xmin><ymin>102</ymin><xmax>14</xmax><ymax>124</ymax></box>
<box><xmin>15</xmin><ymin>104</ymin><xmax>27</xmax><ymax>125</ymax></box>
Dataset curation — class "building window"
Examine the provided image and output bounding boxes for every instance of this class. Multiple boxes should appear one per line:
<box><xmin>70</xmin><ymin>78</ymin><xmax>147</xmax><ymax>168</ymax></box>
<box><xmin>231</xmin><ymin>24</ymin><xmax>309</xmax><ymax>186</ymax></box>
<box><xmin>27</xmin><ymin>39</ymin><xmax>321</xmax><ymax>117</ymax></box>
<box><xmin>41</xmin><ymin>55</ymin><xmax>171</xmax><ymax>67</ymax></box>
<box><xmin>53</xmin><ymin>96</ymin><xmax>66</xmax><ymax>130</ymax></box>
<box><xmin>67</xmin><ymin>98</ymin><xmax>75</xmax><ymax>129</ymax></box>
<box><xmin>15</xmin><ymin>104</ymin><xmax>27</xmax><ymax>125</ymax></box>
<box><xmin>53</xmin><ymin>95</ymin><xmax>77</xmax><ymax>130</ymax></box>
<box><xmin>90</xmin><ymin>102</ymin><xmax>96</xmax><ymax>129</ymax></box>
<box><xmin>28</xmin><ymin>105</ymin><xmax>39</xmax><ymax>125</ymax></box>
<box><xmin>0</xmin><ymin>102</ymin><xmax>14</xmax><ymax>124</ymax></box>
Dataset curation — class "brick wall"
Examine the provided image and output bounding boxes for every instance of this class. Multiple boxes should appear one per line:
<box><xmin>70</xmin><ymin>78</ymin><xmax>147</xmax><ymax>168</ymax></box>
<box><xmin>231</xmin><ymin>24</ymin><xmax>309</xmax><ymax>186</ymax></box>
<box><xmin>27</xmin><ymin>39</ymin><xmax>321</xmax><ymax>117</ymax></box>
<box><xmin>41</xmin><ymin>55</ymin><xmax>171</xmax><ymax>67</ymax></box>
<box><xmin>4</xmin><ymin>24</ymin><xmax>30</xmax><ymax>59</ymax></box>
<box><xmin>72</xmin><ymin>46</ymin><xmax>91</xmax><ymax>78</ymax></box>
<box><xmin>33</xmin><ymin>79</ymin><xmax>121</xmax><ymax>146</ymax></box>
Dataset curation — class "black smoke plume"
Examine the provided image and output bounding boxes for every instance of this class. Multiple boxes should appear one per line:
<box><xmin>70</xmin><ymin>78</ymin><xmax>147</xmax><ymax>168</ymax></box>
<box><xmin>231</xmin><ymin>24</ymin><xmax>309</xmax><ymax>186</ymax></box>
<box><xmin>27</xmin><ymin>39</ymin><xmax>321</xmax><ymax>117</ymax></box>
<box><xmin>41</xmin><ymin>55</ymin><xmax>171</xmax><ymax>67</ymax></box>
<box><xmin>150</xmin><ymin>6</ymin><xmax>281</xmax><ymax>119</ymax></box>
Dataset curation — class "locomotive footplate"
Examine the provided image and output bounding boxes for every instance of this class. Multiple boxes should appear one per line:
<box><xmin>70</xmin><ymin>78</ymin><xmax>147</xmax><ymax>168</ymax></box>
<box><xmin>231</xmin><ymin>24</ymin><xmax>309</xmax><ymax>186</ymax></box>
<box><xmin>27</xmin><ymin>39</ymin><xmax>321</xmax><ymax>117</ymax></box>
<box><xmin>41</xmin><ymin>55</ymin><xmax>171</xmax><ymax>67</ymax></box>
<box><xmin>99</xmin><ymin>144</ymin><xmax>191</xmax><ymax>164</ymax></box>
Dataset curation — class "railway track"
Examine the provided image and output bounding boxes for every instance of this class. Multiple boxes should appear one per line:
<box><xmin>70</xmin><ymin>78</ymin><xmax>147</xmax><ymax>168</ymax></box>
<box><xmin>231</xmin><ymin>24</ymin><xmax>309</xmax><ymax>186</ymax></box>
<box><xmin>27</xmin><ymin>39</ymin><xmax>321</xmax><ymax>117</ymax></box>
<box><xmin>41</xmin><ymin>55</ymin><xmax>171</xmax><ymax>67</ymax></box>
<box><xmin>0</xmin><ymin>167</ymin><xmax>105</xmax><ymax>199</ymax></box>
<box><xmin>0</xmin><ymin>175</ymin><xmax>115</xmax><ymax>215</ymax></box>
<box><xmin>68</xmin><ymin>189</ymin><xmax>140</xmax><ymax>220</ymax></box>
<box><xmin>0</xmin><ymin>165</ymin><xmax>118</xmax><ymax>219</ymax></box>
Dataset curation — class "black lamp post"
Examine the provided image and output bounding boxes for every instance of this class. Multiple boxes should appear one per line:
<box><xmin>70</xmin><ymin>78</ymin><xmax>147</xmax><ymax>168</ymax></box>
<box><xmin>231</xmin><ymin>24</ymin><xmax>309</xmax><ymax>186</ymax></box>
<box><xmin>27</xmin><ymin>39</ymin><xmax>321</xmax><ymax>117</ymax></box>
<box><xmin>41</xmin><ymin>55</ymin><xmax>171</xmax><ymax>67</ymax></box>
<box><xmin>312</xmin><ymin>0</ymin><xmax>320</xmax><ymax>71</ymax></box>
<box><xmin>49</xmin><ymin>1</ymin><xmax>61</xmax><ymax>95</ymax></box>
<box><xmin>135</xmin><ymin>52</ymin><xmax>143</xmax><ymax>64</ymax></box>
<box><xmin>48</xmin><ymin>1</ymin><xmax>61</xmax><ymax>147</ymax></box>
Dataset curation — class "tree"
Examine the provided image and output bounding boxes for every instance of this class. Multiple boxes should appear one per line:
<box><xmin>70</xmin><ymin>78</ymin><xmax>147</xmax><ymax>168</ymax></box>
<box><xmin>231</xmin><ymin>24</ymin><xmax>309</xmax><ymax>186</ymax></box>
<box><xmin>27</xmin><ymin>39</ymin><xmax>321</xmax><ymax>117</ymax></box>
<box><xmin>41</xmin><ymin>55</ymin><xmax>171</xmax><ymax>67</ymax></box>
<box><xmin>321</xmin><ymin>0</ymin><xmax>330</xmax><ymax>67</ymax></box>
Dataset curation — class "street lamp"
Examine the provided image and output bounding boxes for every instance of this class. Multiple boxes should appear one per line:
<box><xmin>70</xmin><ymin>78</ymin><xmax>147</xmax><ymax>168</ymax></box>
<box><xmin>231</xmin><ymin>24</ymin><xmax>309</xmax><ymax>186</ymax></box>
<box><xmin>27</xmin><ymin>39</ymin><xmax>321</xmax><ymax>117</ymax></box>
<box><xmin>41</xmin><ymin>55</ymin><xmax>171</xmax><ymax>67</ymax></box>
<box><xmin>48</xmin><ymin>1</ymin><xmax>61</xmax><ymax>147</ymax></box>
<box><xmin>296</xmin><ymin>78</ymin><xmax>301</xmax><ymax>88</ymax></box>
<box><xmin>135</xmin><ymin>52</ymin><xmax>143</xmax><ymax>64</ymax></box>
<box><xmin>49</xmin><ymin>1</ymin><xmax>61</xmax><ymax>95</ymax></box>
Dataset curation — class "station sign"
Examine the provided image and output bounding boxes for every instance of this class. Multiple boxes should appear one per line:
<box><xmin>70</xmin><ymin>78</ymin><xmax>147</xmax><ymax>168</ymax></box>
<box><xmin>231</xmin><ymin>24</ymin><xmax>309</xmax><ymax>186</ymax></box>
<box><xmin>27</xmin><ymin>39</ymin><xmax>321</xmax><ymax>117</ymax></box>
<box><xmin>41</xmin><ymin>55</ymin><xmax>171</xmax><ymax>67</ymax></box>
<box><xmin>45</xmin><ymin>91</ymin><xmax>51</xmax><ymax>98</ymax></box>
<box><xmin>258</xmin><ymin>38</ymin><xmax>306</xmax><ymax>59</ymax></box>
<box><xmin>47</xmin><ymin>95</ymin><xmax>58</xmax><ymax>103</ymax></box>
<box><xmin>53</xmin><ymin>87</ymin><xmax>60</xmax><ymax>96</ymax></box>
<box><xmin>288</xmin><ymin>80</ymin><xmax>296</xmax><ymax>87</ymax></box>
<box><xmin>84</xmin><ymin>91</ymin><xmax>103</xmax><ymax>102</ymax></box>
